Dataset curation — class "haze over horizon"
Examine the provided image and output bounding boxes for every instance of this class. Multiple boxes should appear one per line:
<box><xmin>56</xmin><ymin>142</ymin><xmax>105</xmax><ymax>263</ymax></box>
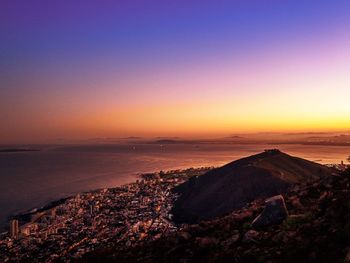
<box><xmin>1</xmin><ymin>1</ymin><xmax>350</xmax><ymax>144</ymax></box>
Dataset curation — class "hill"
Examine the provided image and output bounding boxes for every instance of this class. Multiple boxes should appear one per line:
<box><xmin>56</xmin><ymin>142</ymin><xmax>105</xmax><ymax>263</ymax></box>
<box><xmin>88</xmin><ymin>169</ymin><xmax>350</xmax><ymax>263</ymax></box>
<box><xmin>171</xmin><ymin>149</ymin><xmax>333</xmax><ymax>223</ymax></box>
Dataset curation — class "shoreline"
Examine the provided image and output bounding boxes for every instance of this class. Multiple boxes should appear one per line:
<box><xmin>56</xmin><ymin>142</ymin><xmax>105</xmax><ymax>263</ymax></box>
<box><xmin>4</xmin><ymin>160</ymin><xmax>344</xmax><ymax>232</ymax></box>
<box><xmin>1</xmin><ymin>158</ymin><xmax>347</xmax><ymax>261</ymax></box>
<box><xmin>11</xmin><ymin>197</ymin><xmax>71</xmax><ymax>228</ymax></box>
<box><xmin>1</xmin><ymin>166</ymin><xmax>212</xmax><ymax>261</ymax></box>
<box><xmin>3</xmin><ymin>166</ymin><xmax>213</xmax><ymax>234</ymax></box>
<box><xmin>3</xmin><ymin>158</ymin><xmax>345</xmax><ymax>232</ymax></box>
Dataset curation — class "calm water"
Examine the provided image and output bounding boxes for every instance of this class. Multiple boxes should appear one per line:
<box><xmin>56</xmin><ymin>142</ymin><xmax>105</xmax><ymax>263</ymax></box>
<box><xmin>0</xmin><ymin>143</ymin><xmax>349</xmax><ymax>230</ymax></box>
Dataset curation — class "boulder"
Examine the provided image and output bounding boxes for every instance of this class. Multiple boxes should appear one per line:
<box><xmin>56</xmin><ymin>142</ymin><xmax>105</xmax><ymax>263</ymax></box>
<box><xmin>289</xmin><ymin>195</ymin><xmax>303</xmax><ymax>209</ymax></box>
<box><xmin>252</xmin><ymin>195</ymin><xmax>288</xmax><ymax>229</ymax></box>
<box><xmin>233</xmin><ymin>210</ymin><xmax>253</xmax><ymax>221</ymax></box>
<box><xmin>243</xmin><ymin>230</ymin><xmax>259</xmax><ymax>243</ymax></box>
<box><xmin>196</xmin><ymin>237</ymin><xmax>219</xmax><ymax>248</ymax></box>
<box><xmin>345</xmin><ymin>247</ymin><xmax>350</xmax><ymax>263</ymax></box>
<box><xmin>178</xmin><ymin>231</ymin><xmax>191</xmax><ymax>241</ymax></box>
<box><xmin>221</xmin><ymin>233</ymin><xmax>240</xmax><ymax>247</ymax></box>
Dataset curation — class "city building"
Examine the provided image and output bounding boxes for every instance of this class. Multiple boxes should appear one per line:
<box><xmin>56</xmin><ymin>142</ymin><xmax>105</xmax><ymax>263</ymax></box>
<box><xmin>10</xmin><ymin>219</ymin><xmax>19</xmax><ymax>239</ymax></box>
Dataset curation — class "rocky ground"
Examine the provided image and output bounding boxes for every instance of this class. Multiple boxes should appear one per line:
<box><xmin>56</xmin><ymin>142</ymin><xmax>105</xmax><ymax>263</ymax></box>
<box><xmin>83</xmin><ymin>168</ymin><xmax>350</xmax><ymax>263</ymax></box>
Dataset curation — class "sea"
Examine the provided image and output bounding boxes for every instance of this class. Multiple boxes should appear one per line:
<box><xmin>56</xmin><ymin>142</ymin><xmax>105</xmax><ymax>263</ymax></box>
<box><xmin>0</xmin><ymin>143</ymin><xmax>349</xmax><ymax>230</ymax></box>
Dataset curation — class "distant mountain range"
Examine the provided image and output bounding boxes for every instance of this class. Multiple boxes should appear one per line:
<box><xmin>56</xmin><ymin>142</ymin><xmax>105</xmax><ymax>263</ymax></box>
<box><xmin>143</xmin><ymin>132</ymin><xmax>350</xmax><ymax>146</ymax></box>
<box><xmin>172</xmin><ymin>149</ymin><xmax>333</xmax><ymax>223</ymax></box>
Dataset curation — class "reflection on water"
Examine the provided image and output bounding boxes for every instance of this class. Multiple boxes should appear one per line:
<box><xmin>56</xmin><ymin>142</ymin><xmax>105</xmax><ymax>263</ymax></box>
<box><xmin>0</xmin><ymin>143</ymin><xmax>349</xmax><ymax>228</ymax></box>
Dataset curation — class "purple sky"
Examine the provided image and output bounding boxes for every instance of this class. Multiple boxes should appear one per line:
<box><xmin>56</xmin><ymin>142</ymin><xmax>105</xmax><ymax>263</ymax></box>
<box><xmin>1</xmin><ymin>1</ymin><xmax>350</xmax><ymax>143</ymax></box>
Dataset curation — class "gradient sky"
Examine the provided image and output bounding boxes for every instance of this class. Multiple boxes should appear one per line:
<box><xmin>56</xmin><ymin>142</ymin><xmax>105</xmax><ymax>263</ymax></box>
<box><xmin>1</xmin><ymin>0</ymin><xmax>350</xmax><ymax>143</ymax></box>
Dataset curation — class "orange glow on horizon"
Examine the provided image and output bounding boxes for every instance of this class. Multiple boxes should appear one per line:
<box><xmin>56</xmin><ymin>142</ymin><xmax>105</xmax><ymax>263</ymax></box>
<box><xmin>1</xmin><ymin>6</ymin><xmax>350</xmax><ymax>144</ymax></box>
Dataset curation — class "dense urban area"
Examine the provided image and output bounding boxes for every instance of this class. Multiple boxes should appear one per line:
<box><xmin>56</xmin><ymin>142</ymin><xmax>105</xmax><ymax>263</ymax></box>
<box><xmin>0</xmin><ymin>167</ymin><xmax>211</xmax><ymax>262</ymax></box>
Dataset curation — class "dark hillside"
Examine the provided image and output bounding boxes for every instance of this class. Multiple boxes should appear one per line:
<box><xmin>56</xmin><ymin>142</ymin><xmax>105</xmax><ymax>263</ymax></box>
<box><xmin>172</xmin><ymin>150</ymin><xmax>333</xmax><ymax>223</ymax></box>
<box><xmin>84</xmin><ymin>170</ymin><xmax>350</xmax><ymax>263</ymax></box>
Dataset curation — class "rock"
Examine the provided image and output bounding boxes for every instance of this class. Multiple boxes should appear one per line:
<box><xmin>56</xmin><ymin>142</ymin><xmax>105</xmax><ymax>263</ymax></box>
<box><xmin>272</xmin><ymin>231</ymin><xmax>290</xmax><ymax>243</ymax></box>
<box><xmin>252</xmin><ymin>195</ymin><xmax>288</xmax><ymax>229</ymax></box>
<box><xmin>283</xmin><ymin>214</ymin><xmax>303</xmax><ymax>226</ymax></box>
<box><xmin>178</xmin><ymin>231</ymin><xmax>191</xmax><ymax>241</ymax></box>
<box><xmin>290</xmin><ymin>185</ymin><xmax>301</xmax><ymax>192</ymax></box>
<box><xmin>188</xmin><ymin>224</ymin><xmax>203</xmax><ymax>235</ymax></box>
<box><xmin>289</xmin><ymin>195</ymin><xmax>303</xmax><ymax>208</ymax></box>
<box><xmin>231</xmin><ymin>233</ymin><xmax>240</xmax><ymax>243</ymax></box>
<box><xmin>344</xmin><ymin>247</ymin><xmax>350</xmax><ymax>263</ymax></box>
<box><xmin>221</xmin><ymin>234</ymin><xmax>240</xmax><ymax>246</ymax></box>
<box><xmin>243</xmin><ymin>230</ymin><xmax>259</xmax><ymax>243</ymax></box>
<box><xmin>234</xmin><ymin>210</ymin><xmax>253</xmax><ymax>221</ymax></box>
<box><xmin>319</xmin><ymin>191</ymin><xmax>330</xmax><ymax>201</ymax></box>
<box><xmin>196</xmin><ymin>237</ymin><xmax>219</xmax><ymax>248</ymax></box>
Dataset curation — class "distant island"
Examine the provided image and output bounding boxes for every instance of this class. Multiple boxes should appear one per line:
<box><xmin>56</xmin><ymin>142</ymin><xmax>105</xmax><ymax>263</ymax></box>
<box><xmin>0</xmin><ymin>148</ymin><xmax>40</xmax><ymax>153</ymax></box>
<box><xmin>151</xmin><ymin>139</ymin><xmax>196</xmax><ymax>144</ymax></box>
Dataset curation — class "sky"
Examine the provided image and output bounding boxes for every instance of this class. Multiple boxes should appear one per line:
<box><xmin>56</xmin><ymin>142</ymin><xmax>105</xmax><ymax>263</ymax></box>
<box><xmin>1</xmin><ymin>0</ymin><xmax>350</xmax><ymax>143</ymax></box>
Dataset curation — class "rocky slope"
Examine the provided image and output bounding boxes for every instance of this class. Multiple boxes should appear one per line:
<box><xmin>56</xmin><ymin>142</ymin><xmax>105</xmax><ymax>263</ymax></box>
<box><xmin>84</xmin><ymin>168</ymin><xmax>350</xmax><ymax>263</ymax></box>
<box><xmin>172</xmin><ymin>150</ymin><xmax>333</xmax><ymax>223</ymax></box>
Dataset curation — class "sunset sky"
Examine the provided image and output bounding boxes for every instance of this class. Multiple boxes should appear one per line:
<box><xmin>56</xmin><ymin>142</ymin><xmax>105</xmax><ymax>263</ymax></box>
<box><xmin>1</xmin><ymin>1</ymin><xmax>350</xmax><ymax>143</ymax></box>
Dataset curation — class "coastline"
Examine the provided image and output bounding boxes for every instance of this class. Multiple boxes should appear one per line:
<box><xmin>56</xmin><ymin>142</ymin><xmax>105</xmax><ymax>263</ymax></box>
<box><xmin>1</xmin><ymin>158</ymin><xmax>347</xmax><ymax>261</ymax></box>
<box><xmin>1</xmin><ymin>166</ymin><xmax>212</xmax><ymax>261</ymax></box>
<box><xmin>3</xmin><ymin>156</ymin><xmax>346</xmax><ymax>233</ymax></box>
<box><xmin>11</xmin><ymin>197</ymin><xmax>71</xmax><ymax>229</ymax></box>
<box><xmin>2</xmin><ymin>167</ymin><xmax>213</xmax><ymax>234</ymax></box>
<box><xmin>1</xmin><ymin>143</ymin><xmax>349</xmax><ymax>233</ymax></box>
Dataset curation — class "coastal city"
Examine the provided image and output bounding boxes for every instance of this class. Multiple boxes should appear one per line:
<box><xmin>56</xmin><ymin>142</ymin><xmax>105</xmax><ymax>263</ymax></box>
<box><xmin>0</xmin><ymin>168</ymin><xmax>211</xmax><ymax>262</ymax></box>
<box><xmin>2</xmin><ymin>1</ymin><xmax>350</xmax><ymax>262</ymax></box>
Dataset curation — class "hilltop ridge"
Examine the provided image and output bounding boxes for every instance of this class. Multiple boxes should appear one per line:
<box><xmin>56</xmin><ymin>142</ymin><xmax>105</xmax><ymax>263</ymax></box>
<box><xmin>172</xmin><ymin>150</ymin><xmax>333</xmax><ymax>223</ymax></box>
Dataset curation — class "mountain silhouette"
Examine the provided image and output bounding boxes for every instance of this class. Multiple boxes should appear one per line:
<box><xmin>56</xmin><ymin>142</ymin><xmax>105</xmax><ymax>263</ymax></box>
<box><xmin>172</xmin><ymin>149</ymin><xmax>333</xmax><ymax>223</ymax></box>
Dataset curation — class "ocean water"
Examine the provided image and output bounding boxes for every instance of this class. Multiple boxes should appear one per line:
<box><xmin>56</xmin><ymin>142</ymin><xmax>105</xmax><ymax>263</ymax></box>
<box><xmin>0</xmin><ymin>143</ymin><xmax>349</xmax><ymax>230</ymax></box>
